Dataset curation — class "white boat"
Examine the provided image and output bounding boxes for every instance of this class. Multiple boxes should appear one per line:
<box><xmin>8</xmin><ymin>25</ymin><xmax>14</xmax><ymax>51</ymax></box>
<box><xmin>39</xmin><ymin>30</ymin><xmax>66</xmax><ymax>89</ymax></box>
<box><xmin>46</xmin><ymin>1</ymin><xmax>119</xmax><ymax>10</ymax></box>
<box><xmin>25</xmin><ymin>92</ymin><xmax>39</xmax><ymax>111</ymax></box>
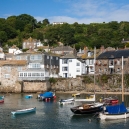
<box><xmin>98</xmin><ymin>56</ymin><xmax>129</xmax><ymax>120</ymax></box>
<box><xmin>74</xmin><ymin>94</ymin><xmax>95</xmax><ymax>102</ymax></box>
<box><xmin>11</xmin><ymin>107</ymin><xmax>36</xmax><ymax>115</ymax></box>
<box><xmin>59</xmin><ymin>98</ymin><xmax>74</xmax><ymax>105</ymax></box>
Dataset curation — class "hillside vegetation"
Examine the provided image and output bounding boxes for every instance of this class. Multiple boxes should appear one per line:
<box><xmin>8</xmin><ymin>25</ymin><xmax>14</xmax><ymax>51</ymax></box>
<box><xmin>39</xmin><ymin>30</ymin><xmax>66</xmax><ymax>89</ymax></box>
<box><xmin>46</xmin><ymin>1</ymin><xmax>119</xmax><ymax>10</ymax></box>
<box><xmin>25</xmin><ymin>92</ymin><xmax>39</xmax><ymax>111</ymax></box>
<box><xmin>1</xmin><ymin>14</ymin><xmax>129</xmax><ymax>51</ymax></box>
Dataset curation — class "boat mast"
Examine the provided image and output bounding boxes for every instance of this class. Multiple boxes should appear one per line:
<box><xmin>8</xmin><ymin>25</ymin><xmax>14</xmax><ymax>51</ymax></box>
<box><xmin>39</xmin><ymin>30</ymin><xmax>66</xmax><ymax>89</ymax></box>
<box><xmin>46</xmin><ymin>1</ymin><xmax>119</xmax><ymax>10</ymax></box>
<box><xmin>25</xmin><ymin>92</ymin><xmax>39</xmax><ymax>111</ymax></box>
<box><xmin>122</xmin><ymin>56</ymin><xmax>124</xmax><ymax>102</ymax></box>
<box><xmin>94</xmin><ymin>47</ymin><xmax>96</xmax><ymax>96</ymax></box>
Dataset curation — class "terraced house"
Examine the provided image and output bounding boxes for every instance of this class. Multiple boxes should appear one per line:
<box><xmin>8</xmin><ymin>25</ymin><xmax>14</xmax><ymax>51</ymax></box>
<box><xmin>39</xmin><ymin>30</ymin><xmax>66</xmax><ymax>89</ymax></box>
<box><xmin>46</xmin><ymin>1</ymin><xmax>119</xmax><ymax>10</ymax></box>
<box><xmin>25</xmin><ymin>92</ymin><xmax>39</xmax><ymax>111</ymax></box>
<box><xmin>0</xmin><ymin>50</ymin><xmax>59</xmax><ymax>93</ymax></box>
<box><xmin>95</xmin><ymin>49</ymin><xmax>129</xmax><ymax>75</ymax></box>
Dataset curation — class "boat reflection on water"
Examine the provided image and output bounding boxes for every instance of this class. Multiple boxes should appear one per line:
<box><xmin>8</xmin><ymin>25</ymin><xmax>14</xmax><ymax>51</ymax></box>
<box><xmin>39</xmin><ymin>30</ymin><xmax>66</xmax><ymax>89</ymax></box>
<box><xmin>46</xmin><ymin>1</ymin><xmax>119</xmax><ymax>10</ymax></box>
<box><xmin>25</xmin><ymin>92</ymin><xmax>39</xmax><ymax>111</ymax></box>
<box><xmin>99</xmin><ymin>118</ymin><xmax>128</xmax><ymax>129</ymax></box>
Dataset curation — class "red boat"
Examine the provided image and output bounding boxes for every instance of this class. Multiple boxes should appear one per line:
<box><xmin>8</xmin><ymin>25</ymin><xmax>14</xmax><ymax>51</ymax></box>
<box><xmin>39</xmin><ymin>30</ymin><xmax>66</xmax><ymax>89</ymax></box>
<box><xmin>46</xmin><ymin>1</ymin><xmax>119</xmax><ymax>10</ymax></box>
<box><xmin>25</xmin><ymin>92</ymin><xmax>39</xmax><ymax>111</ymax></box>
<box><xmin>0</xmin><ymin>99</ymin><xmax>4</xmax><ymax>103</ymax></box>
<box><xmin>100</xmin><ymin>97</ymin><xmax>119</xmax><ymax>105</ymax></box>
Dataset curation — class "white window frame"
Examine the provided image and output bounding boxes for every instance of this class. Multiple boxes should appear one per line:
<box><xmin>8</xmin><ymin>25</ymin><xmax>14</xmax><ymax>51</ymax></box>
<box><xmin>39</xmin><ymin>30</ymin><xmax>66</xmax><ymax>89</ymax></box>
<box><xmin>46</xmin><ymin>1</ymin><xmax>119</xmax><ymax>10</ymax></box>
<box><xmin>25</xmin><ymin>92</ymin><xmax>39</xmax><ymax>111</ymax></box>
<box><xmin>5</xmin><ymin>74</ymin><xmax>10</xmax><ymax>78</ymax></box>
<box><xmin>30</xmin><ymin>55</ymin><xmax>42</xmax><ymax>60</ymax></box>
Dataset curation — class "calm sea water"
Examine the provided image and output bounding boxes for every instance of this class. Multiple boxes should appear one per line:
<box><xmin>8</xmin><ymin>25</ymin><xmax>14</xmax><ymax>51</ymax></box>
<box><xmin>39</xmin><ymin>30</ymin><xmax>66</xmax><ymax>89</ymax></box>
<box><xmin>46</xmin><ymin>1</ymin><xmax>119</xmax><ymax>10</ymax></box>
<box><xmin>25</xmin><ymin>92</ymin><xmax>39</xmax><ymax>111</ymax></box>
<box><xmin>0</xmin><ymin>93</ymin><xmax>129</xmax><ymax>129</ymax></box>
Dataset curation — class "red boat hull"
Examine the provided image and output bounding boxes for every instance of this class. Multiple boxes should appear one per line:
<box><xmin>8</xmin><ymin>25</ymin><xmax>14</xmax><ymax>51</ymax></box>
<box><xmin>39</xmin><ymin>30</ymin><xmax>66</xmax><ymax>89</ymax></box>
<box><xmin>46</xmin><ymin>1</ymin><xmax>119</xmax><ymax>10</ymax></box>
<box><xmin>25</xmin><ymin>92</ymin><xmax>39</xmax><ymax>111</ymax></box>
<box><xmin>0</xmin><ymin>99</ymin><xmax>4</xmax><ymax>103</ymax></box>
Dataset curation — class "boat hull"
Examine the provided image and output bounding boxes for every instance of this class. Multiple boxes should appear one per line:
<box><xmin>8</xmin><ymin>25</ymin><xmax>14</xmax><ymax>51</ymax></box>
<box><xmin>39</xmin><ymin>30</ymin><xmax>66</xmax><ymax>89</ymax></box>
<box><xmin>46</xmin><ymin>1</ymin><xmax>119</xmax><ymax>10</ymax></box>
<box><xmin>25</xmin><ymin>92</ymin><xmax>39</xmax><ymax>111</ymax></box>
<box><xmin>70</xmin><ymin>104</ymin><xmax>103</xmax><ymax>114</ymax></box>
<box><xmin>11</xmin><ymin>107</ymin><xmax>36</xmax><ymax>115</ymax></box>
<box><xmin>59</xmin><ymin>98</ymin><xmax>74</xmax><ymax>105</ymax></box>
<box><xmin>0</xmin><ymin>99</ymin><xmax>4</xmax><ymax>103</ymax></box>
<box><xmin>99</xmin><ymin>112</ymin><xmax>129</xmax><ymax>120</ymax></box>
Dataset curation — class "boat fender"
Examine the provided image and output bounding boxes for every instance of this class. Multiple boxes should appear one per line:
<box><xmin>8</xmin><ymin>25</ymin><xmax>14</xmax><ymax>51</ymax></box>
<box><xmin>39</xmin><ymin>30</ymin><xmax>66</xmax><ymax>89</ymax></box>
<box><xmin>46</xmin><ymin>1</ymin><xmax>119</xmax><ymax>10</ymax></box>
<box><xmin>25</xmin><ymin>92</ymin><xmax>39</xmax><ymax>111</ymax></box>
<box><xmin>125</xmin><ymin>113</ymin><xmax>126</xmax><ymax>118</ymax></box>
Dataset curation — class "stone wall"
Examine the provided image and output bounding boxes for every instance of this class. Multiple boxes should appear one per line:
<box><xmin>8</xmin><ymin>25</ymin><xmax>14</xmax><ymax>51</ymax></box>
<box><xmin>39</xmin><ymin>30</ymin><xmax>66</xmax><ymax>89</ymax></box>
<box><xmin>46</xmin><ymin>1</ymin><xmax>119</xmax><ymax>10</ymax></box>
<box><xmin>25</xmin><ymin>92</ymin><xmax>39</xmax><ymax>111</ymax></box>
<box><xmin>23</xmin><ymin>81</ymin><xmax>49</xmax><ymax>93</ymax></box>
<box><xmin>0</xmin><ymin>81</ymin><xmax>50</xmax><ymax>93</ymax></box>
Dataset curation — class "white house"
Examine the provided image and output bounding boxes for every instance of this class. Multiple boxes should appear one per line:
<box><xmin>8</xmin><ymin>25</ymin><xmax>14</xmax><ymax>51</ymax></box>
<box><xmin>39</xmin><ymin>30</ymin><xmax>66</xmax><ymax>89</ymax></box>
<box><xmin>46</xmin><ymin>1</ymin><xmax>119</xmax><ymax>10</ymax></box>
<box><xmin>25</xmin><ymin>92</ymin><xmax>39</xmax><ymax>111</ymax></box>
<box><xmin>59</xmin><ymin>53</ymin><xmax>85</xmax><ymax>78</ymax></box>
<box><xmin>8</xmin><ymin>45</ymin><xmax>19</xmax><ymax>54</ymax></box>
<box><xmin>14</xmin><ymin>50</ymin><xmax>23</xmax><ymax>55</ymax></box>
<box><xmin>0</xmin><ymin>51</ymin><xmax>5</xmax><ymax>60</ymax></box>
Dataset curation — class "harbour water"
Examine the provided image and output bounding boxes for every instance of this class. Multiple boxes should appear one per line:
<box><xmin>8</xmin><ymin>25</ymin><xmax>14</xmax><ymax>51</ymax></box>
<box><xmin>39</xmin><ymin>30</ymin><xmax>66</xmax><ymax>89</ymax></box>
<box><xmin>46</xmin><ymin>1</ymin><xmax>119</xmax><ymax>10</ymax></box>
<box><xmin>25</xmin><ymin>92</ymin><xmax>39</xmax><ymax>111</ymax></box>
<box><xmin>0</xmin><ymin>93</ymin><xmax>129</xmax><ymax>129</ymax></box>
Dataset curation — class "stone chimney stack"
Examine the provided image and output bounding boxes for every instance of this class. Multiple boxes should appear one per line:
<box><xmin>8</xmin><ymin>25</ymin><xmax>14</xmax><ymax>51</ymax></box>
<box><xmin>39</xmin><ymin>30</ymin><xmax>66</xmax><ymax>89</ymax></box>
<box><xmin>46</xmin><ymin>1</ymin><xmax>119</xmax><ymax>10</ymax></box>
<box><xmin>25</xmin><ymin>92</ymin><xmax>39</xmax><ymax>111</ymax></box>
<box><xmin>100</xmin><ymin>45</ymin><xmax>105</xmax><ymax>53</ymax></box>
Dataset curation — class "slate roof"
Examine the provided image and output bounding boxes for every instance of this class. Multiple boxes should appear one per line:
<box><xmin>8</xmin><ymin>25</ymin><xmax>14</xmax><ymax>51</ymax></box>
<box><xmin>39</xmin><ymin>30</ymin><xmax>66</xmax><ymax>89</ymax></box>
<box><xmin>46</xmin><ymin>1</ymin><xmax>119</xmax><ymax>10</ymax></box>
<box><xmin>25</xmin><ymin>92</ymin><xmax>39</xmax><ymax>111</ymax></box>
<box><xmin>51</xmin><ymin>46</ymin><xmax>74</xmax><ymax>51</ymax></box>
<box><xmin>60</xmin><ymin>53</ymin><xmax>79</xmax><ymax>59</ymax></box>
<box><xmin>97</xmin><ymin>49</ymin><xmax>129</xmax><ymax>59</ymax></box>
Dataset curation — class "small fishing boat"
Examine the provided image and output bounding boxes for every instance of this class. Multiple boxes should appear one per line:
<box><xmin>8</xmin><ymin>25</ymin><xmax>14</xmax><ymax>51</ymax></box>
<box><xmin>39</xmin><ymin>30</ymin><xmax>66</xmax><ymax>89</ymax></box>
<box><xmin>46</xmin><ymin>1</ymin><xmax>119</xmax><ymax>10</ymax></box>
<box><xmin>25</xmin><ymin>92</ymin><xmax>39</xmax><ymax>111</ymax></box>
<box><xmin>0</xmin><ymin>99</ymin><xmax>4</xmax><ymax>103</ymax></box>
<box><xmin>38</xmin><ymin>91</ymin><xmax>56</xmax><ymax>101</ymax></box>
<box><xmin>0</xmin><ymin>96</ymin><xmax>4</xmax><ymax>99</ymax></box>
<box><xmin>99</xmin><ymin>102</ymin><xmax>129</xmax><ymax>120</ymax></box>
<box><xmin>25</xmin><ymin>95</ymin><xmax>33</xmax><ymax>99</ymax></box>
<box><xmin>72</xmin><ymin>93</ymin><xmax>81</xmax><ymax>97</ymax></box>
<box><xmin>11</xmin><ymin>107</ymin><xmax>36</xmax><ymax>115</ymax></box>
<box><xmin>102</xmin><ymin>97</ymin><xmax>119</xmax><ymax>105</ymax></box>
<box><xmin>70</xmin><ymin>102</ymin><xmax>103</xmax><ymax>115</ymax></box>
<box><xmin>59</xmin><ymin>98</ymin><xmax>74</xmax><ymax>105</ymax></box>
<box><xmin>74</xmin><ymin>94</ymin><xmax>95</xmax><ymax>102</ymax></box>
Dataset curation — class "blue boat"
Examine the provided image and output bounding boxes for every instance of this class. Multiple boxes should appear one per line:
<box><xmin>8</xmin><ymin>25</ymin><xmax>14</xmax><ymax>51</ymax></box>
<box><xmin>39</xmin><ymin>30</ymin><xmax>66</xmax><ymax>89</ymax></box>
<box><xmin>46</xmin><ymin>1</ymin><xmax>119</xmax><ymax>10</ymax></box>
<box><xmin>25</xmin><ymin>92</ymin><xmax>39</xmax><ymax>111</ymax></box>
<box><xmin>38</xmin><ymin>91</ymin><xmax>56</xmax><ymax>101</ymax></box>
<box><xmin>25</xmin><ymin>95</ymin><xmax>33</xmax><ymax>99</ymax></box>
<box><xmin>11</xmin><ymin>107</ymin><xmax>36</xmax><ymax>115</ymax></box>
<box><xmin>0</xmin><ymin>96</ymin><xmax>4</xmax><ymax>99</ymax></box>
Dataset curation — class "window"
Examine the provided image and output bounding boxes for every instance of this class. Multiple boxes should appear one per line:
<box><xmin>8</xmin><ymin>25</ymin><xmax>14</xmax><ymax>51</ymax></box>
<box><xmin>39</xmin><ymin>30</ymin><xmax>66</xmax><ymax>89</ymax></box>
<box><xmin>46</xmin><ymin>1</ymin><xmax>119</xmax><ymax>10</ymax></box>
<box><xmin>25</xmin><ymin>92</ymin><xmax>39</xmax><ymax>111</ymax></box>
<box><xmin>28</xmin><ymin>73</ymin><xmax>31</xmax><ymax>77</ymax></box>
<box><xmin>30</xmin><ymin>55</ymin><xmax>42</xmax><ymax>60</ymax></box>
<box><xmin>24</xmin><ymin>73</ymin><xmax>27</xmax><ymax>77</ymax></box>
<box><xmin>41</xmin><ymin>73</ymin><xmax>44</xmax><ymax>76</ymax></box>
<box><xmin>62</xmin><ymin>67</ymin><xmax>68</xmax><ymax>71</ymax></box>
<box><xmin>56</xmin><ymin>57</ymin><xmax>58</xmax><ymax>60</ymax></box>
<box><xmin>76</xmin><ymin>62</ymin><xmax>80</xmax><ymax>66</ymax></box>
<box><xmin>5</xmin><ymin>66</ymin><xmax>11</xmax><ymax>72</ymax></box>
<box><xmin>104</xmin><ymin>68</ymin><xmax>107</xmax><ymax>73</ymax></box>
<box><xmin>16</xmin><ymin>56</ymin><xmax>21</xmax><ymax>60</ymax></box>
<box><xmin>17</xmin><ymin>67</ymin><xmax>22</xmax><ymax>71</ymax></box>
<box><xmin>62</xmin><ymin>59</ymin><xmax>67</xmax><ymax>64</ymax></box>
<box><xmin>76</xmin><ymin>69</ymin><xmax>80</xmax><ymax>72</ymax></box>
<box><xmin>29</xmin><ymin>63</ymin><xmax>41</xmax><ymax>68</ymax></box>
<box><xmin>5</xmin><ymin>74</ymin><xmax>10</xmax><ymax>78</ymax></box>
<box><xmin>117</xmin><ymin>68</ymin><xmax>120</xmax><ymax>72</ymax></box>
<box><xmin>47</xmin><ymin>56</ymin><xmax>49</xmax><ymax>59</ymax></box>
<box><xmin>89</xmin><ymin>60</ymin><xmax>93</xmax><ymax>65</ymax></box>
<box><xmin>19</xmin><ymin>73</ymin><xmax>23</xmax><ymax>77</ymax></box>
<box><xmin>69</xmin><ymin>60</ymin><xmax>72</xmax><ymax>62</ymax></box>
<box><xmin>51</xmin><ymin>56</ymin><xmax>53</xmax><ymax>59</ymax></box>
<box><xmin>109</xmin><ymin>60</ymin><xmax>113</xmax><ymax>65</ymax></box>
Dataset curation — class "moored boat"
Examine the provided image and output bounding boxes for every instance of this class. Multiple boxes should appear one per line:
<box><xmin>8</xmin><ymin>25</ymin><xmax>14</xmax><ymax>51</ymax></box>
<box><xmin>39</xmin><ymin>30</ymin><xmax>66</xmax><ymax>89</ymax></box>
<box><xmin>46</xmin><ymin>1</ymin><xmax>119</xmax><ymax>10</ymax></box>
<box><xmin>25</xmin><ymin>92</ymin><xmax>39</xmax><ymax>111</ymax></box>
<box><xmin>25</xmin><ymin>95</ymin><xmax>33</xmax><ymax>99</ymax></box>
<box><xmin>0</xmin><ymin>99</ymin><xmax>4</xmax><ymax>103</ymax></box>
<box><xmin>0</xmin><ymin>96</ymin><xmax>4</xmax><ymax>99</ymax></box>
<box><xmin>99</xmin><ymin>102</ymin><xmax>129</xmax><ymax>120</ymax></box>
<box><xmin>38</xmin><ymin>91</ymin><xmax>56</xmax><ymax>101</ymax></box>
<box><xmin>74</xmin><ymin>94</ymin><xmax>95</xmax><ymax>102</ymax></box>
<box><xmin>11</xmin><ymin>107</ymin><xmax>36</xmax><ymax>115</ymax></box>
<box><xmin>72</xmin><ymin>93</ymin><xmax>81</xmax><ymax>97</ymax></box>
<box><xmin>70</xmin><ymin>102</ymin><xmax>103</xmax><ymax>115</ymax></box>
<box><xmin>59</xmin><ymin>98</ymin><xmax>74</xmax><ymax>105</ymax></box>
<box><xmin>100</xmin><ymin>97</ymin><xmax>119</xmax><ymax>105</ymax></box>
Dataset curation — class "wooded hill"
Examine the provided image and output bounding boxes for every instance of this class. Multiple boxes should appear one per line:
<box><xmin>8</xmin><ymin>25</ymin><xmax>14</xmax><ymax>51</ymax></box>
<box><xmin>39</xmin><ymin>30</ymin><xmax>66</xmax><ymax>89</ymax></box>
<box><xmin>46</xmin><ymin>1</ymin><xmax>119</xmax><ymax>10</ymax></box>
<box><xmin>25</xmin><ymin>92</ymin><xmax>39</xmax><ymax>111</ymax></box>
<box><xmin>0</xmin><ymin>13</ymin><xmax>129</xmax><ymax>51</ymax></box>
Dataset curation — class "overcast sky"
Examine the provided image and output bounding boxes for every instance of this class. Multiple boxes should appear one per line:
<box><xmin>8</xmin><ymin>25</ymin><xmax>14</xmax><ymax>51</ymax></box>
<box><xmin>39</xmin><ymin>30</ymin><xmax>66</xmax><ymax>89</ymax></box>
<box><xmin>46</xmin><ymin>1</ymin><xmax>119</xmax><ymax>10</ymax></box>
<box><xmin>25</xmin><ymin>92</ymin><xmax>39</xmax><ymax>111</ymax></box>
<box><xmin>0</xmin><ymin>0</ymin><xmax>129</xmax><ymax>24</ymax></box>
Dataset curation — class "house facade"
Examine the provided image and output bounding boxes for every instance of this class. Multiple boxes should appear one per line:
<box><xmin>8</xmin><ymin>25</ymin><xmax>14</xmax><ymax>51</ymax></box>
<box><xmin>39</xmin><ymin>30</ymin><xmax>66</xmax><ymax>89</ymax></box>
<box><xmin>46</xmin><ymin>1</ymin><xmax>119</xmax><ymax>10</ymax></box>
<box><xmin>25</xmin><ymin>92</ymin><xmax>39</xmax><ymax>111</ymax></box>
<box><xmin>59</xmin><ymin>53</ymin><xmax>85</xmax><ymax>78</ymax></box>
<box><xmin>0</xmin><ymin>60</ymin><xmax>27</xmax><ymax>87</ymax></box>
<box><xmin>95</xmin><ymin>49</ymin><xmax>129</xmax><ymax>75</ymax></box>
<box><xmin>13</xmin><ymin>52</ymin><xmax>59</xmax><ymax>81</ymax></box>
<box><xmin>22</xmin><ymin>37</ymin><xmax>43</xmax><ymax>49</ymax></box>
